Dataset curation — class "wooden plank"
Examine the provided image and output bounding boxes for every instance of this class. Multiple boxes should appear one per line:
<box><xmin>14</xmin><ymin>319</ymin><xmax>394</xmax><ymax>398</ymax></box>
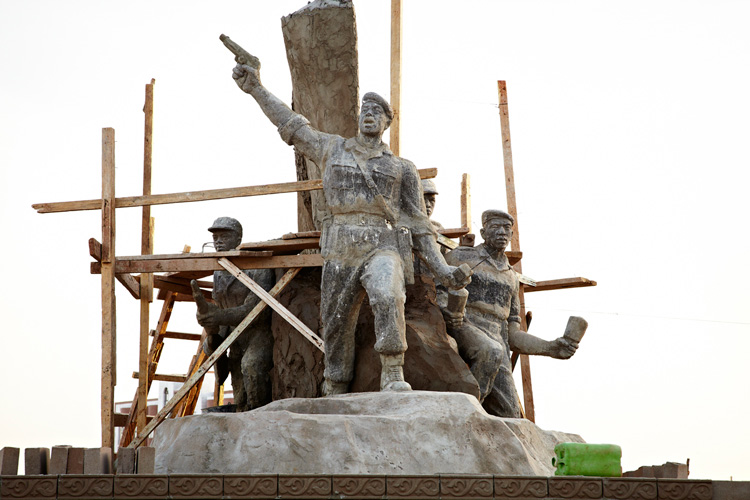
<box><xmin>92</xmin><ymin>254</ymin><xmax>324</xmax><ymax>274</ymax></box>
<box><xmin>128</xmin><ymin>268</ymin><xmax>302</xmax><ymax>448</ymax></box>
<box><xmin>523</xmin><ymin>277</ymin><xmax>597</xmax><ymax>293</ymax></box>
<box><xmin>153</xmin><ymin>276</ymin><xmax>213</xmax><ymax>300</ymax></box>
<box><xmin>239</xmin><ymin>238</ymin><xmax>320</xmax><ymax>253</ymax></box>
<box><xmin>138</xmin><ymin>79</ymin><xmax>155</xmax><ymax>436</ymax></box>
<box><xmin>101</xmin><ymin>127</ymin><xmax>116</xmax><ymax>448</ymax></box>
<box><xmin>32</xmin><ymin>168</ymin><xmax>438</xmax><ymax>214</ymax></box>
<box><xmin>89</xmin><ymin>238</ymin><xmax>140</xmax><ymax>299</ymax></box>
<box><xmin>439</xmin><ymin>227</ymin><xmax>470</xmax><ymax>239</ymax></box>
<box><xmin>173</xmin><ymin>332</ymin><xmax>208</xmax><ymax>418</ymax></box>
<box><xmin>282</xmin><ymin>230</ymin><xmax>321</xmax><ymax>240</ymax></box>
<box><xmin>389</xmin><ymin>0</ymin><xmax>402</xmax><ymax>155</ymax></box>
<box><xmin>437</xmin><ymin>234</ymin><xmax>458</xmax><ymax>251</ymax></box>
<box><xmin>114</xmin><ymin>413</ymin><xmax>152</xmax><ymax>427</ymax></box>
<box><xmin>498</xmin><ymin>81</ymin><xmax>534</xmax><ymax>422</ymax></box>
<box><xmin>461</xmin><ymin>173</ymin><xmax>471</xmax><ymax>233</ymax></box>
<box><xmin>132</xmin><ymin>372</ymin><xmax>186</xmax><ymax>383</ymax></box>
<box><xmin>120</xmin><ymin>249</ymin><xmax>272</xmax><ymax>261</ymax></box>
<box><xmin>219</xmin><ymin>258</ymin><xmax>324</xmax><ymax>352</ymax></box>
<box><xmin>119</xmin><ymin>292</ymin><xmax>176</xmax><ymax>448</ymax></box>
<box><xmin>150</xmin><ymin>330</ymin><xmax>202</xmax><ymax>341</ymax></box>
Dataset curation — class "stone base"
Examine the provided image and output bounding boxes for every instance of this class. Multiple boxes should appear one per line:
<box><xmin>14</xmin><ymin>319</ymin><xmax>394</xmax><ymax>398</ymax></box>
<box><xmin>153</xmin><ymin>391</ymin><xmax>583</xmax><ymax>475</ymax></box>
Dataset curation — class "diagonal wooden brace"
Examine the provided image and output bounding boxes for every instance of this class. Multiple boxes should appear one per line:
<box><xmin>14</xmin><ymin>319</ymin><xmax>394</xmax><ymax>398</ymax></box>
<box><xmin>217</xmin><ymin>257</ymin><xmax>324</xmax><ymax>352</ymax></box>
<box><xmin>128</xmin><ymin>267</ymin><xmax>302</xmax><ymax>448</ymax></box>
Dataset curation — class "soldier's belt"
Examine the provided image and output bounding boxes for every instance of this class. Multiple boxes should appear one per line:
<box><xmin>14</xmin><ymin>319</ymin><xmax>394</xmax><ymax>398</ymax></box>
<box><xmin>332</xmin><ymin>213</ymin><xmax>394</xmax><ymax>228</ymax></box>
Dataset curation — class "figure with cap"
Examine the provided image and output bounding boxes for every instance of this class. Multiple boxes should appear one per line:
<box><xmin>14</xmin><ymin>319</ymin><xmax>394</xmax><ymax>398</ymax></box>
<box><xmin>231</xmin><ymin>49</ymin><xmax>470</xmax><ymax>396</ymax></box>
<box><xmin>421</xmin><ymin>179</ymin><xmax>444</xmax><ymax>232</ymax></box>
<box><xmin>438</xmin><ymin>209</ymin><xmax>580</xmax><ymax>417</ymax></box>
<box><xmin>190</xmin><ymin>217</ymin><xmax>275</xmax><ymax>411</ymax></box>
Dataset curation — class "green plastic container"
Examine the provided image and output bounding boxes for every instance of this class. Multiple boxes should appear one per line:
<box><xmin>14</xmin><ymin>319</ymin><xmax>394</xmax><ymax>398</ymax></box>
<box><xmin>552</xmin><ymin>443</ymin><xmax>622</xmax><ymax>477</ymax></box>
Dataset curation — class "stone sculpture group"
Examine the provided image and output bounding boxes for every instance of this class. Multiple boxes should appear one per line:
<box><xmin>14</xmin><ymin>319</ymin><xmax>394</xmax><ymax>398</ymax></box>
<box><xmin>190</xmin><ymin>43</ymin><xmax>583</xmax><ymax>418</ymax></box>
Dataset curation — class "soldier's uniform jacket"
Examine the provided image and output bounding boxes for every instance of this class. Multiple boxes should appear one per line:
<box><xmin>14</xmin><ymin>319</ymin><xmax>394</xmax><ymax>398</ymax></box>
<box><xmin>278</xmin><ymin>114</ymin><xmax>435</xmax><ymax>267</ymax></box>
<box><xmin>213</xmin><ymin>268</ymin><xmax>274</xmax><ymax>341</ymax></box>
<box><xmin>442</xmin><ymin>243</ymin><xmax>521</xmax><ymax>344</ymax></box>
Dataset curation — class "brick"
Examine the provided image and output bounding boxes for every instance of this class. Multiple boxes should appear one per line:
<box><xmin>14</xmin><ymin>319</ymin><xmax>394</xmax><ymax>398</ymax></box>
<box><xmin>331</xmin><ymin>475</ymin><xmax>385</xmax><ymax>499</ymax></box>
<box><xmin>386</xmin><ymin>475</ymin><xmax>440</xmax><ymax>499</ymax></box>
<box><xmin>24</xmin><ymin>448</ymin><xmax>50</xmax><ymax>475</ymax></box>
<box><xmin>58</xmin><ymin>474</ymin><xmax>114</xmax><ymax>499</ymax></box>
<box><xmin>656</xmin><ymin>479</ymin><xmax>712</xmax><ymax>500</ymax></box>
<box><xmin>548</xmin><ymin>477</ymin><xmax>603</xmax><ymax>499</ymax></box>
<box><xmin>168</xmin><ymin>474</ymin><xmax>223</xmax><ymax>499</ymax></box>
<box><xmin>278</xmin><ymin>475</ymin><xmax>332</xmax><ymax>499</ymax></box>
<box><xmin>136</xmin><ymin>447</ymin><xmax>155</xmax><ymax>474</ymax></box>
<box><xmin>495</xmin><ymin>476</ymin><xmax>548</xmax><ymax>499</ymax></box>
<box><xmin>0</xmin><ymin>475</ymin><xmax>57</xmax><ymax>499</ymax></box>
<box><xmin>224</xmin><ymin>475</ymin><xmax>278</xmax><ymax>499</ymax></box>
<box><xmin>0</xmin><ymin>447</ymin><xmax>20</xmax><ymax>475</ymax></box>
<box><xmin>114</xmin><ymin>475</ymin><xmax>169</xmax><ymax>500</ymax></box>
<box><xmin>115</xmin><ymin>448</ymin><xmax>136</xmax><ymax>475</ymax></box>
<box><xmin>440</xmin><ymin>475</ymin><xmax>493</xmax><ymax>499</ymax></box>
<box><xmin>67</xmin><ymin>448</ymin><xmax>85</xmax><ymax>474</ymax></box>
<box><xmin>50</xmin><ymin>446</ymin><xmax>71</xmax><ymax>475</ymax></box>
<box><xmin>603</xmin><ymin>478</ymin><xmax>657</xmax><ymax>500</ymax></box>
<box><xmin>83</xmin><ymin>448</ymin><xmax>112</xmax><ymax>475</ymax></box>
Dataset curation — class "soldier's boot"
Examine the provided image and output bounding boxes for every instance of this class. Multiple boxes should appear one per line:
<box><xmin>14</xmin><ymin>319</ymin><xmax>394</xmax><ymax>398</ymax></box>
<box><xmin>323</xmin><ymin>379</ymin><xmax>349</xmax><ymax>396</ymax></box>
<box><xmin>380</xmin><ymin>354</ymin><xmax>412</xmax><ymax>392</ymax></box>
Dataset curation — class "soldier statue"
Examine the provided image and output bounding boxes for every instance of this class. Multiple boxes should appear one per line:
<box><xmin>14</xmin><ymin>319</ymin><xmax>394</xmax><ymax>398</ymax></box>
<box><xmin>440</xmin><ymin>209</ymin><xmax>580</xmax><ymax>417</ymax></box>
<box><xmin>191</xmin><ymin>217</ymin><xmax>275</xmax><ymax>411</ymax></box>
<box><xmin>229</xmin><ymin>53</ymin><xmax>470</xmax><ymax>395</ymax></box>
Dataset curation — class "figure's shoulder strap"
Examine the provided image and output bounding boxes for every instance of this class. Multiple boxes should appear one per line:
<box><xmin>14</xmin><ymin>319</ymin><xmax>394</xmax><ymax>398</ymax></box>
<box><xmin>350</xmin><ymin>151</ymin><xmax>398</xmax><ymax>225</ymax></box>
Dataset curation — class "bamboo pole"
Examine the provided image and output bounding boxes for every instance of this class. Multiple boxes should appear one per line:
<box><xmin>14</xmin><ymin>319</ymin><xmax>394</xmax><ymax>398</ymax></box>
<box><xmin>389</xmin><ymin>0</ymin><xmax>402</xmax><ymax>155</ymax></box>
<box><xmin>137</xmin><ymin>79</ymin><xmax>155</xmax><ymax>435</ymax></box>
<box><xmin>101</xmin><ymin>127</ymin><xmax>116</xmax><ymax>447</ymax></box>
<box><xmin>498</xmin><ymin>80</ymin><xmax>535</xmax><ymax>422</ymax></box>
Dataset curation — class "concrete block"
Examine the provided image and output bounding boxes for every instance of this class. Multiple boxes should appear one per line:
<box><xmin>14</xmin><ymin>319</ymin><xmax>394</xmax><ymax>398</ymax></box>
<box><xmin>66</xmin><ymin>448</ymin><xmax>84</xmax><ymax>474</ymax></box>
<box><xmin>115</xmin><ymin>447</ymin><xmax>136</xmax><ymax>474</ymax></box>
<box><xmin>49</xmin><ymin>446</ymin><xmax>70</xmax><ymax>475</ymax></box>
<box><xmin>83</xmin><ymin>447</ymin><xmax>112</xmax><ymax>475</ymax></box>
<box><xmin>24</xmin><ymin>448</ymin><xmax>50</xmax><ymax>475</ymax></box>
<box><xmin>714</xmin><ymin>481</ymin><xmax>750</xmax><ymax>500</ymax></box>
<box><xmin>0</xmin><ymin>447</ymin><xmax>20</xmax><ymax>475</ymax></box>
<box><xmin>136</xmin><ymin>447</ymin><xmax>155</xmax><ymax>474</ymax></box>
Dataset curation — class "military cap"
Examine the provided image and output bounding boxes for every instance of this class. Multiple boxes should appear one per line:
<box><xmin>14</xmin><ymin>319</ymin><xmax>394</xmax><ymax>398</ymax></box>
<box><xmin>362</xmin><ymin>92</ymin><xmax>394</xmax><ymax>123</ymax></box>
<box><xmin>422</xmin><ymin>179</ymin><xmax>439</xmax><ymax>195</ymax></box>
<box><xmin>208</xmin><ymin>217</ymin><xmax>243</xmax><ymax>238</ymax></box>
<box><xmin>481</xmin><ymin>209</ymin><xmax>515</xmax><ymax>226</ymax></box>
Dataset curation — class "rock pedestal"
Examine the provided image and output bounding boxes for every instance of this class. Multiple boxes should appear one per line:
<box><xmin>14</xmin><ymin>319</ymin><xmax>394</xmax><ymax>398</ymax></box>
<box><xmin>271</xmin><ymin>268</ymin><xmax>479</xmax><ymax>399</ymax></box>
<box><xmin>153</xmin><ymin>391</ymin><xmax>583</xmax><ymax>475</ymax></box>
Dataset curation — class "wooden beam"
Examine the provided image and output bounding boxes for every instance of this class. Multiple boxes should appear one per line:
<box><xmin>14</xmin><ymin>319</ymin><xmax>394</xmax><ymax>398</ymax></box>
<box><xmin>153</xmin><ymin>276</ymin><xmax>213</xmax><ymax>299</ymax></box>
<box><xmin>120</xmin><ymin>249</ymin><xmax>272</xmax><ymax>261</ymax></box>
<box><xmin>150</xmin><ymin>330</ymin><xmax>203</xmax><ymax>342</ymax></box>
<box><xmin>461</xmin><ymin>173</ymin><xmax>471</xmax><ymax>233</ymax></box>
<box><xmin>101</xmin><ymin>127</ymin><xmax>116</xmax><ymax>448</ymax></box>
<box><xmin>132</xmin><ymin>372</ymin><xmax>186</xmax><ymax>383</ymax></box>
<box><xmin>523</xmin><ymin>277</ymin><xmax>597</xmax><ymax>293</ymax></box>
<box><xmin>389</xmin><ymin>0</ymin><xmax>403</xmax><ymax>155</ymax></box>
<box><xmin>138</xmin><ymin>79</ymin><xmax>155</xmax><ymax>436</ymax></box>
<box><xmin>129</xmin><ymin>267</ymin><xmax>303</xmax><ymax>448</ymax></box>
<box><xmin>92</xmin><ymin>254</ymin><xmax>324</xmax><ymax>275</ymax></box>
<box><xmin>498</xmin><ymin>80</ymin><xmax>535</xmax><ymax>422</ymax></box>
<box><xmin>32</xmin><ymin>168</ymin><xmax>438</xmax><ymax>214</ymax></box>
<box><xmin>218</xmin><ymin>258</ymin><xmax>324</xmax><ymax>352</ymax></box>
<box><xmin>89</xmin><ymin>238</ymin><xmax>140</xmax><ymax>299</ymax></box>
<box><xmin>114</xmin><ymin>413</ymin><xmax>152</xmax><ymax>427</ymax></box>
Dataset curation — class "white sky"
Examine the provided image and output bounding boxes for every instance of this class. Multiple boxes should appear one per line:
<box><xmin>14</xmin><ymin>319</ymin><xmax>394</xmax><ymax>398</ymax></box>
<box><xmin>1</xmin><ymin>0</ymin><xmax>749</xmax><ymax>480</ymax></box>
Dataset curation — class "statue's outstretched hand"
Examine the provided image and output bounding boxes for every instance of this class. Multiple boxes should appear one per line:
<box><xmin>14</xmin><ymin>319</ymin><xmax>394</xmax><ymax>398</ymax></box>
<box><xmin>233</xmin><ymin>63</ymin><xmax>261</xmax><ymax>94</ymax></box>
<box><xmin>191</xmin><ymin>280</ymin><xmax>222</xmax><ymax>328</ymax></box>
<box><xmin>548</xmin><ymin>337</ymin><xmax>579</xmax><ymax>359</ymax></box>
